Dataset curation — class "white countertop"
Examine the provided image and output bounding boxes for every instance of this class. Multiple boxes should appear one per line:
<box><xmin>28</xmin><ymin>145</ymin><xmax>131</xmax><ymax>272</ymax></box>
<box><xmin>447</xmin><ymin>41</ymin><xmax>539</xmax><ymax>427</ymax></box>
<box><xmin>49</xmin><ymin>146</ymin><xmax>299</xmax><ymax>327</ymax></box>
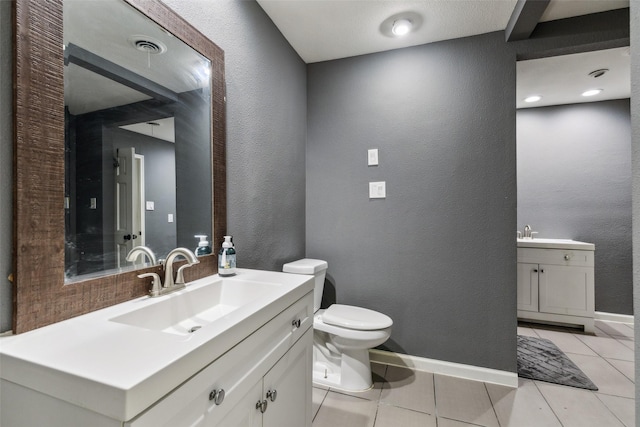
<box><xmin>0</xmin><ymin>269</ymin><xmax>313</xmax><ymax>422</ymax></box>
<box><xmin>517</xmin><ymin>238</ymin><xmax>595</xmax><ymax>251</ymax></box>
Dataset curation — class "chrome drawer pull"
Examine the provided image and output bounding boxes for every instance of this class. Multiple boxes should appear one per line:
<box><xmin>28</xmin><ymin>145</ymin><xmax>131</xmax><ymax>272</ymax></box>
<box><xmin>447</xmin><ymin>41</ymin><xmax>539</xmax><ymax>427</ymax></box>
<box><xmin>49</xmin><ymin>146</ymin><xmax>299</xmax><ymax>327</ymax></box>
<box><xmin>292</xmin><ymin>318</ymin><xmax>301</xmax><ymax>328</ymax></box>
<box><xmin>209</xmin><ymin>388</ymin><xmax>225</xmax><ymax>405</ymax></box>
<box><xmin>266</xmin><ymin>389</ymin><xmax>278</xmax><ymax>402</ymax></box>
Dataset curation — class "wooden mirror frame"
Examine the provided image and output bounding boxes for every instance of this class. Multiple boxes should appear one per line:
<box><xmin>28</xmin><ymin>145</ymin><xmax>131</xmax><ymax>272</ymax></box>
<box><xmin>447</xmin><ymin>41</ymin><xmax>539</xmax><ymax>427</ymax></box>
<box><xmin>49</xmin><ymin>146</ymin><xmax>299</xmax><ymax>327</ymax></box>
<box><xmin>12</xmin><ymin>0</ymin><xmax>226</xmax><ymax>333</ymax></box>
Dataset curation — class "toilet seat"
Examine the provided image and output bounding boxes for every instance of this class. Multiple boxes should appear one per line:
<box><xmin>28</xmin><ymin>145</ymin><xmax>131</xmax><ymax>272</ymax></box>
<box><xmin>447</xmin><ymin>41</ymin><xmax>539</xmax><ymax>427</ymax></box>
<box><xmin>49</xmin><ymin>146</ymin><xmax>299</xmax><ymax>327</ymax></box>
<box><xmin>321</xmin><ymin>304</ymin><xmax>393</xmax><ymax>331</ymax></box>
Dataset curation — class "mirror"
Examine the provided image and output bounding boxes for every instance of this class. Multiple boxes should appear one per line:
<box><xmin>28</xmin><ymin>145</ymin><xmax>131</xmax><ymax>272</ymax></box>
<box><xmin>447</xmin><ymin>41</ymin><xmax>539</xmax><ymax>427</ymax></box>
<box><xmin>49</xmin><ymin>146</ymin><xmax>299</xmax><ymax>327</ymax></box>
<box><xmin>12</xmin><ymin>0</ymin><xmax>226</xmax><ymax>333</ymax></box>
<box><xmin>63</xmin><ymin>0</ymin><xmax>212</xmax><ymax>280</ymax></box>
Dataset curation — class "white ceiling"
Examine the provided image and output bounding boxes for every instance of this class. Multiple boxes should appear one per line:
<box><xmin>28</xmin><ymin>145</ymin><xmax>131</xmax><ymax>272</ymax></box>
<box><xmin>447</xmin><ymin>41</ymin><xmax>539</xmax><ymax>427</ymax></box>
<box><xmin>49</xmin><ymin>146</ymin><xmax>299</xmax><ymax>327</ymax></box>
<box><xmin>256</xmin><ymin>0</ymin><xmax>630</xmax><ymax>108</ymax></box>
<box><xmin>256</xmin><ymin>0</ymin><xmax>629</xmax><ymax>64</ymax></box>
<box><xmin>517</xmin><ymin>47</ymin><xmax>630</xmax><ymax>109</ymax></box>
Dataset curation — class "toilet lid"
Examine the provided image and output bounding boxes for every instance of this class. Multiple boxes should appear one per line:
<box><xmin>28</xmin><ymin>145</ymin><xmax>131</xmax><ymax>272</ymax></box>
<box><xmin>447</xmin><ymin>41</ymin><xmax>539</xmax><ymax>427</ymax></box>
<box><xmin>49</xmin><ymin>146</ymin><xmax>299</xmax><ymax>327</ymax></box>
<box><xmin>321</xmin><ymin>304</ymin><xmax>393</xmax><ymax>330</ymax></box>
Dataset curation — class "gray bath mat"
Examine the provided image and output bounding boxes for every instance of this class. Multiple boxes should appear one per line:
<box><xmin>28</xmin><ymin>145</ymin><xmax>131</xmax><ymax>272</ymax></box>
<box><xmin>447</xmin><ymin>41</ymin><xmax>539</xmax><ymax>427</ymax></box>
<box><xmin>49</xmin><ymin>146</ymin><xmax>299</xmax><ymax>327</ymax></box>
<box><xmin>517</xmin><ymin>335</ymin><xmax>598</xmax><ymax>391</ymax></box>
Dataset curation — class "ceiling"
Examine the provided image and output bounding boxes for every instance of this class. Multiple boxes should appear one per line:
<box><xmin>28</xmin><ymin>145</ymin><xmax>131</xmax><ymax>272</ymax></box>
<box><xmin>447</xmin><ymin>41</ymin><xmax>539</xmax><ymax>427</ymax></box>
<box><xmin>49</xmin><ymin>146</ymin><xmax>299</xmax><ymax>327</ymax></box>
<box><xmin>256</xmin><ymin>0</ymin><xmax>630</xmax><ymax>108</ymax></box>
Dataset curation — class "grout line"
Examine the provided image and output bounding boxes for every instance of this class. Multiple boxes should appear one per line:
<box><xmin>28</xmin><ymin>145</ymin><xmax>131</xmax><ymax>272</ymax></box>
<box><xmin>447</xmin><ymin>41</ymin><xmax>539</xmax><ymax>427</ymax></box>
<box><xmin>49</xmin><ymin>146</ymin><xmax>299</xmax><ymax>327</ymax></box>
<box><xmin>530</xmin><ymin>379</ymin><xmax>565</xmax><ymax>427</ymax></box>
<box><xmin>483</xmin><ymin>381</ymin><xmax>503</xmax><ymax>427</ymax></box>
<box><xmin>593</xmin><ymin>392</ymin><xmax>632</xmax><ymax>427</ymax></box>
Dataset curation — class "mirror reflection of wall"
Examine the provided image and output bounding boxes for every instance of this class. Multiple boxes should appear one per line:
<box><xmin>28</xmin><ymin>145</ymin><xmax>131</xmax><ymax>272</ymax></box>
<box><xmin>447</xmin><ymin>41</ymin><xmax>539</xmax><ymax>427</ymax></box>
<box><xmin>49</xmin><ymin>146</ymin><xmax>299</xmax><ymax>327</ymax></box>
<box><xmin>63</xmin><ymin>0</ymin><xmax>213</xmax><ymax>281</ymax></box>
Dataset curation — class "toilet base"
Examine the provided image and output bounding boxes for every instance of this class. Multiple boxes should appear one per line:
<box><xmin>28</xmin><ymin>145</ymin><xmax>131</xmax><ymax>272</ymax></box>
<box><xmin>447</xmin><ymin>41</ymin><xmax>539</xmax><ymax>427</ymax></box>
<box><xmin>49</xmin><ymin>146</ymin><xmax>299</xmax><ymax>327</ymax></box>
<box><xmin>312</xmin><ymin>346</ymin><xmax>374</xmax><ymax>392</ymax></box>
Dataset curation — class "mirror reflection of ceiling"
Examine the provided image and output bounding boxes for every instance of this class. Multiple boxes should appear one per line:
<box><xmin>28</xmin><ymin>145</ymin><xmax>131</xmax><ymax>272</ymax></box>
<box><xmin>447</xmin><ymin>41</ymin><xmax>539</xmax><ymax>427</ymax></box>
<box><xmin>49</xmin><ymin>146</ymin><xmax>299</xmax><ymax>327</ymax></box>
<box><xmin>63</xmin><ymin>0</ymin><xmax>211</xmax><ymax>115</ymax></box>
<box><xmin>517</xmin><ymin>47</ymin><xmax>631</xmax><ymax>109</ymax></box>
<box><xmin>120</xmin><ymin>117</ymin><xmax>176</xmax><ymax>143</ymax></box>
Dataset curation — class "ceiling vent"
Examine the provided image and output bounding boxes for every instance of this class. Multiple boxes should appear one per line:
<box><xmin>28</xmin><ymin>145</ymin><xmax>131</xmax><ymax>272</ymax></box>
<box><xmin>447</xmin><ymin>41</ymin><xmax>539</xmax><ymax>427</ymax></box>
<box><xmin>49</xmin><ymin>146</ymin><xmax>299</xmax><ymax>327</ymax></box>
<box><xmin>128</xmin><ymin>35</ymin><xmax>167</xmax><ymax>55</ymax></box>
<box><xmin>588</xmin><ymin>68</ymin><xmax>608</xmax><ymax>79</ymax></box>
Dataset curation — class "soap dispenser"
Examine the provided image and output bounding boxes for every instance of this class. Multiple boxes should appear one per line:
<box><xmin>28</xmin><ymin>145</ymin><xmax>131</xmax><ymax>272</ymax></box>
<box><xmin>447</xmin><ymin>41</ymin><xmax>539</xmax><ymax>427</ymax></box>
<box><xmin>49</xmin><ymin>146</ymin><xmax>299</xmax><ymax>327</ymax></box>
<box><xmin>218</xmin><ymin>235</ymin><xmax>236</xmax><ymax>276</ymax></box>
<box><xmin>194</xmin><ymin>235</ymin><xmax>212</xmax><ymax>256</ymax></box>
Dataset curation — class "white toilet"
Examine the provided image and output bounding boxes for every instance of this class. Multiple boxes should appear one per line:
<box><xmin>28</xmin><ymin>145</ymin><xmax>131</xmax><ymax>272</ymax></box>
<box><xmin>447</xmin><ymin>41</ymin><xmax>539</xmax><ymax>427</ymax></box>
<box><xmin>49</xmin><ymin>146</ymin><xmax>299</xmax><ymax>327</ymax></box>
<box><xmin>283</xmin><ymin>258</ymin><xmax>393</xmax><ymax>392</ymax></box>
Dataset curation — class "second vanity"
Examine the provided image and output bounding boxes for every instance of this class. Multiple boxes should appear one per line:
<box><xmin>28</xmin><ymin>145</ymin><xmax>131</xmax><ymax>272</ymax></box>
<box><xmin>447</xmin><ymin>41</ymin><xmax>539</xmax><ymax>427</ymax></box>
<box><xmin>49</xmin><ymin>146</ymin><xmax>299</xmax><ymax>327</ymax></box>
<box><xmin>517</xmin><ymin>238</ymin><xmax>595</xmax><ymax>332</ymax></box>
<box><xmin>0</xmin><ymin>269</ymin><xmax>314</xmax><ymax>427</ymax></box>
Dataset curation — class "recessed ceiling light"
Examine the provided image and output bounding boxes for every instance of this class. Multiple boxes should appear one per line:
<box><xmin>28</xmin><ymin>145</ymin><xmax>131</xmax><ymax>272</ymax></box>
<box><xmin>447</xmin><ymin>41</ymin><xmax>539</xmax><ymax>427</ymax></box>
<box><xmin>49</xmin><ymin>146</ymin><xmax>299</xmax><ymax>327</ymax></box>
<box><xmin>524</xmin><ymin>95</ymin><xmax>542</xmax><ymax>103</ymax></box>
<box><xmin>392</xmin><ymin>19</ymin><xmax>412</xmax><ymax>36</ymax></box>
<box><xmin>582</xmin><ymin>89</ymin><xmax>602</xmax><ymax>97</ymax></box>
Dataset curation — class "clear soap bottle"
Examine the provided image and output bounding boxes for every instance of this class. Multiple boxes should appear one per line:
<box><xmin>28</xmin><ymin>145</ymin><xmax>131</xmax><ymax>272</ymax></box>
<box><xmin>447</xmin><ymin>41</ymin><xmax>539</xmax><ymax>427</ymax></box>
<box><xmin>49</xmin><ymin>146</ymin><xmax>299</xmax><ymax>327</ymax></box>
<box><xmin>218</xmin><ymin>235</ymin><xmax>236</xmax><ymax>276</ymax></box>
<box><xmin>194</xmin><ymin>234</ymin><xmax>212</xmax><ymax>256</ymax></box>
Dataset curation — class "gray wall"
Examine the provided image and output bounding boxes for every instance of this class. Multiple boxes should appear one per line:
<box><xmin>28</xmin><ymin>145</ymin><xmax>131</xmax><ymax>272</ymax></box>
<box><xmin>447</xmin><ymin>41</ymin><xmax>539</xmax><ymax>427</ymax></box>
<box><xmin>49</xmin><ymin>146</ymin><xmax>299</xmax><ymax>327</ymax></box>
<box><xmin>0</xmin><ymin>0</ymin><xmax>13</xmax><ymax>332</ymax></box>
<box><xmin>0</xmin><ymin>0</ymin><xmax>307</xmax><ymax>332</ymax></box>
<box><xmin>163</xmin><ymin>0</ymin><xmax>307</xmax><ymax>269</ymax></box>
<box><xmin>307</xmin><ymin>33</ymin><xmax>517</xmax><ymax>371</ymax></box>
<box><xmin>306</xmin><ymin>11</ymin><xmax>629</xmax><ymax>372</ymax></box>
<box><xmin>518</xmin><ymin>100</ymin><xmax>632</xmax><ymax>314</ymax></box>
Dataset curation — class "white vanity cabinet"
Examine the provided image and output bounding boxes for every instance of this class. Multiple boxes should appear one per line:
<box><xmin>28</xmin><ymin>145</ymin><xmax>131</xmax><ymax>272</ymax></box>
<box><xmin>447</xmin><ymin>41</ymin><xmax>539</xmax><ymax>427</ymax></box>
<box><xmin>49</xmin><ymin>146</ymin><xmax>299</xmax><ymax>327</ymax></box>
<box><xmin>517</xmin><ymin>242</ymin><xmax>595</xmax><ymax>332</ymax></box>
<box><xmin>0</xmin><ymin>270</ymin><xmax>315</xmax><ymax>427</ymax></box>
<box><xmin>126</xmin><ymin>295</ymin><xmax>313</xmax><ymax>427</ymax></box>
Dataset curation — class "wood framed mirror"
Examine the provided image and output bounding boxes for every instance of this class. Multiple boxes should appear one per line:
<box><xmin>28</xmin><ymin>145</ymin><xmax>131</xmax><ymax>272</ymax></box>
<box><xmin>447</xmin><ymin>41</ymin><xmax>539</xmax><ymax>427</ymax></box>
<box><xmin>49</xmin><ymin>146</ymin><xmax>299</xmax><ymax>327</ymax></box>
<box><xmin>12</xmin><ymin>0</ymin><xmax>226</xmax><ymax>333</ymax></box>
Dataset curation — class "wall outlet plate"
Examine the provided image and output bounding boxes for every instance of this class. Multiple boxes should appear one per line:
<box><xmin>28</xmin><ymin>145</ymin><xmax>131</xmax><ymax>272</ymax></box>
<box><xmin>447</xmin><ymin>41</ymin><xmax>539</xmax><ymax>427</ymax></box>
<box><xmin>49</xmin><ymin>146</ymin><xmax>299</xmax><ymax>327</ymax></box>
<box><xmin>368</xmin><ymin>149</ymin><xmax>379</xmax><ymax>166</ymax></box>
<box><xmin>369</xmin><ymin>181</ymin><xmax>386</xmax><ymax>199</ymax></box>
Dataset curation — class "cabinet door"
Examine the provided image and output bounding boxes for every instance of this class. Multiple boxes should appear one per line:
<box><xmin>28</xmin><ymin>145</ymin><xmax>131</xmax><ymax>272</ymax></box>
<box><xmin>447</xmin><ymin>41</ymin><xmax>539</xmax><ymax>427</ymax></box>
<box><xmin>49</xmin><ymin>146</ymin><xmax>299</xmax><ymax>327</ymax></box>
<box><xmin>211</xmin><ymin>378</ymin><xmax>263</xmax><ymax>427</ymax></box>
<box><xmin>263</xmin><ymin>329</ymin><xmax>313</xmax><ymax>427</ymax></box>
<box><xmin>517</xmin><ymin>262</ymin><xmax>539</xmax><ymax>312</ymax></box>
<box><xmin>538</xmin><ymin>264</ymin><xmax>594</xmax><ymax>317</ymax></box>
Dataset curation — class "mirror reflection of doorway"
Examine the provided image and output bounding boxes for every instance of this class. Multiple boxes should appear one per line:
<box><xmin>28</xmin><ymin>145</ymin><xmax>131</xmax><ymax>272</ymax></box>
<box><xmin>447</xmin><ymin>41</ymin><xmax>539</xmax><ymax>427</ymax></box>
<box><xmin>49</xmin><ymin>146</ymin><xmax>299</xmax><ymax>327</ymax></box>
<box><xmin>114</xmin><ymin>147</ymin><xmax>145</xmax><ymax>268</ymax></box>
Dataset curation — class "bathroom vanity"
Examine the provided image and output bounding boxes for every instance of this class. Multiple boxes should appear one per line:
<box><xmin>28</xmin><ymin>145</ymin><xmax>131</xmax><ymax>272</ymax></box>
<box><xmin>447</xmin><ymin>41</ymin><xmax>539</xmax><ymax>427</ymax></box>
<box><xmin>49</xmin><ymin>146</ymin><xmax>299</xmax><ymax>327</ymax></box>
<box><xmin>0</xmin><ymin>270</ymin><xmax>314</xmax><ymax>427</ymax></box>
<box><xmin>517</xmin><ymin>239</ymin><xmax>595</xmax><ymax>333</ymax></box>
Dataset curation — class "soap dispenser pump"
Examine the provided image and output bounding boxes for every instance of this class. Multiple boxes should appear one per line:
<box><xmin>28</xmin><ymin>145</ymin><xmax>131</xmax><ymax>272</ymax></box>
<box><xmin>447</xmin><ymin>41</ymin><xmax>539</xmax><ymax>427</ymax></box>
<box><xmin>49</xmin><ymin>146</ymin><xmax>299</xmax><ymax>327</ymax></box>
<box><xmin>218</xmin><ymin>235</ymin><xmax>236</xmax><ymax>276</ymax></box>
<box><xmin>194</xmin><ymin>235</ymin><xmax>212</xmax><ymax>256</ymax></box>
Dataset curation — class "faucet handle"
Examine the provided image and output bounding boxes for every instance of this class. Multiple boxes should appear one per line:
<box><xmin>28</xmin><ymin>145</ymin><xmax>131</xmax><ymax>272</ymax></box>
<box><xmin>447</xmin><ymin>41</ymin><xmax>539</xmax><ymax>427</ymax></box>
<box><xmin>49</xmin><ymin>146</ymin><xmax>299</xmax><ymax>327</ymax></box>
<box><xmin>530</xmin><ymin>231</ymin><xmax>538</xmax><ymax>239</ymax></box>
<box><xmin>176</xmin><ymin>260</ymin><xmax>200</xmax><ymax>285</ymax></box>
<box><xmin>517</xmin><ymin>231</ymin><xmax>522</xmax><ymax>239</ymax></box>
<box><xmin>138</xmin><ymin>272</ymin><xmax>162</xmax><ymax>296</ymax></box>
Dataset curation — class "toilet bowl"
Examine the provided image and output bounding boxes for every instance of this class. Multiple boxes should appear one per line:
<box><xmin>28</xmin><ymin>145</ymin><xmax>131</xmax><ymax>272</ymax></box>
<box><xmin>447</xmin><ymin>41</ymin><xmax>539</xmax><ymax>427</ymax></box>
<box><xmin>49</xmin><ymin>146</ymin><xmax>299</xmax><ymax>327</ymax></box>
<box><xmin>283</xmin><ymin>259</ymin><xmax>393</xmax><ymax>392</ymax></box>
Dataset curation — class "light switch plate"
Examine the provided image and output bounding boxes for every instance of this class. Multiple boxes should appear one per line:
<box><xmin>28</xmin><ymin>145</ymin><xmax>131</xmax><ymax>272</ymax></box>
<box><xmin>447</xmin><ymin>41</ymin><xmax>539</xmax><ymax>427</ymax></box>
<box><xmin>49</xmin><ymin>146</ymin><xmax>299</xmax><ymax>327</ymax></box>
<box><xmin>369</xmin><ymin>181</ymin><xmax>386</xmax><ymax>199</ymax></box>
<box><xmin>168</xmin><ymin>214</ymin><xmax>174</xmax><ymax>223</ymax></box>
<box><xmin>146</xmin><ymin>201</ymin><xmax>155</xmax><ymax>211</ymax></box>
<box><xmin>368</xmin><ymin>149</ymin><xmax>379</xmax><ymax>166</ymax></box>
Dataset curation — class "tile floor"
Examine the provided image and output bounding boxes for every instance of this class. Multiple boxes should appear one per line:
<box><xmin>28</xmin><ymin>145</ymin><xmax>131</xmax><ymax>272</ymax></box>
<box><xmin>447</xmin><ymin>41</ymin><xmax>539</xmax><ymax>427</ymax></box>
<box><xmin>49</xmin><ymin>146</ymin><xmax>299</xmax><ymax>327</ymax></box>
<box><xmin>311</xmin><ymin>320</ymin><xmax>635</xmax><ymax>427</ymax></box>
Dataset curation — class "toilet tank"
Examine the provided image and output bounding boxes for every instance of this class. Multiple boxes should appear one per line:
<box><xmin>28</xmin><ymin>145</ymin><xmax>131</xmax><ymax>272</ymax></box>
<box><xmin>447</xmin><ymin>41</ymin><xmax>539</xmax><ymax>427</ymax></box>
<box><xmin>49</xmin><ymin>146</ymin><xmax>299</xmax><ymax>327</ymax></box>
<box><xmin>282</xmin><ymin>258</ymin><xmax>328</xmax><ymax>312</ymax></box>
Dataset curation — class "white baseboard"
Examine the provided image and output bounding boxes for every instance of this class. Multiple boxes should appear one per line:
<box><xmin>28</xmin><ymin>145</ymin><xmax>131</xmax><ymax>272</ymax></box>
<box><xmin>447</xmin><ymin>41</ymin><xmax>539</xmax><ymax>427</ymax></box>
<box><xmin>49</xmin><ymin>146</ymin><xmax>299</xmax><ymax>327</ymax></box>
<box><xmin>595</xmin><ymin>311</ymin><xmax>634</xmax><ymax>325</ymax></box>
<box><xmin>369</xmin><ymin>349</ymin><xmax>518</xmax><ymax>388</ymax></box>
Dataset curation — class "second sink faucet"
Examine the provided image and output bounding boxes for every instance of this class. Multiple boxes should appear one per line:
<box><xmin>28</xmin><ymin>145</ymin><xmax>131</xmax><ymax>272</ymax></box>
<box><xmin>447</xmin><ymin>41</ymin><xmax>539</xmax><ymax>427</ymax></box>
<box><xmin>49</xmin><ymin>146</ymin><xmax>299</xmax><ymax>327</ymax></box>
<box><xmin>522</xmin><ymin>225</ymin><xmax>538</xmax><ymax>239</ymax></box>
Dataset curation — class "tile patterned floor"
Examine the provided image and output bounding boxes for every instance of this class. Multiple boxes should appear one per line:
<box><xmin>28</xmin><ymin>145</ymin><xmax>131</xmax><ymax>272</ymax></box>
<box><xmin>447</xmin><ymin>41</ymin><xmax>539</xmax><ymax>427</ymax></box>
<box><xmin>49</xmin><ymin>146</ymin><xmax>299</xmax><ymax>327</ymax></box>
<box><xmin>312</xmin><ymin>320</ymin><xmax>635</xmax><ymax>427</ymax></box>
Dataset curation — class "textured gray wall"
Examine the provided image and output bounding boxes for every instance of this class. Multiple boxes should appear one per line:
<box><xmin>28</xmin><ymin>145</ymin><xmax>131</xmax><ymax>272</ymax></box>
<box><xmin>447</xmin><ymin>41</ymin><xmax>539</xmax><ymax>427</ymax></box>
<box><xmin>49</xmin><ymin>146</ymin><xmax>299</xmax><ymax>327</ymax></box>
<box><xmin>0</xmin><ymin>0</ymin><xmax>307</xmax><ymax>332</ymax></box>
<box><xmin>0</xmin><ymin>0</ymin><xmax>12</xmax><ymax>332</ymax></box>
<box><xmin>306</xmin><ymin>11</ymin><xmax>629</xmax><ymax>372</ymax></box>
<box><xmin>307</xmin><ymin>33</ymin><xmax>517</xmax><ymax>371</ymax></box>
<box><xmin>518</xmin><ymin>100</ymin><xmax>632</xmax><ymax>314</ymax></box>
<box><xmin>163</xmin><ymin>0</ymin><xmax>307</xmax><ymax>270</ymax></box>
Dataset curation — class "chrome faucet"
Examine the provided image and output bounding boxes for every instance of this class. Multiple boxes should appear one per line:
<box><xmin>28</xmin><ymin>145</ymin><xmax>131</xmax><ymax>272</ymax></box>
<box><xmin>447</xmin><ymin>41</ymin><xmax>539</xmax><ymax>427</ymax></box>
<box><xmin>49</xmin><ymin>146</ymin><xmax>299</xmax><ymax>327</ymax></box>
<box><xmin>126</xmin><ymin>246</ymin><xmax>157</xmax><ymax>266</ymax></box>
<box><xmin>522</xmin><ymin>225</ymin><xmax>538</xmax><ymax>239</ymax></box>
<box><xmin>163</xmin><ymin>247</ymin><xmax>200</xmax><ymax>290</ymax></box>
<box><xmin>138</xmin><ymin>247</ymin><xmax>199</xmax><ymax>297</ymax></box>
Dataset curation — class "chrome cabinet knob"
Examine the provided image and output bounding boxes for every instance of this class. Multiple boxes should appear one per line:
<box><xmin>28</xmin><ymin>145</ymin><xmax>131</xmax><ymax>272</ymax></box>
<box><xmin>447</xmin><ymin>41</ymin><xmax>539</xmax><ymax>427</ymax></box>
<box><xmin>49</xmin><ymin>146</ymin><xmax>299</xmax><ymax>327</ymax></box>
<box><xmin>564</xmin><ymin>254</ymin><xmax>571</xmax><ymax>261</ymax></box>
<box><xmin>266</xmin><ymin>389</ymin><xmax>278</xmax><ymax>402</ymax></box>
<box><xmin>256</xmin><ymin>399</ymin><xmax>268</xmax><ymax>413</ymax></box>
<box><xmin>209</xmin><ymin>388</ymin><xmax>225</xmax><ymax>405</ymax></box>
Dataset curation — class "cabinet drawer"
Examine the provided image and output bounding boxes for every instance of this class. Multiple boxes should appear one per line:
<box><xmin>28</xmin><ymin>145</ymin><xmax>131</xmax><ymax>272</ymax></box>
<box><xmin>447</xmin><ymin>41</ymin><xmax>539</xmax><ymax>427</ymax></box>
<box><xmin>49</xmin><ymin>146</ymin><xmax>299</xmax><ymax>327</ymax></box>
<box><xmin>126</xmin><ymin>291</ymin><xmax>313</xmax><ymax>427</ymax></box>
<box><xmin>518</xmin><ymin>248</ymin><xmax>594</xmax><ymax>267</ymax></box>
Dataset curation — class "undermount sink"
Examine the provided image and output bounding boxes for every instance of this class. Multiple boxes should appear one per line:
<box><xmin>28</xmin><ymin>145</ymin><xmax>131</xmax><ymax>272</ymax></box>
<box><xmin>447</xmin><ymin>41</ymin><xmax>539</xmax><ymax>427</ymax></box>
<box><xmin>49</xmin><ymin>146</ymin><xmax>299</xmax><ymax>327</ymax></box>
<box><xmin>110</xmin><ymin>278</ymin><xmax>281</xmax><ymax>335</ymax></box>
